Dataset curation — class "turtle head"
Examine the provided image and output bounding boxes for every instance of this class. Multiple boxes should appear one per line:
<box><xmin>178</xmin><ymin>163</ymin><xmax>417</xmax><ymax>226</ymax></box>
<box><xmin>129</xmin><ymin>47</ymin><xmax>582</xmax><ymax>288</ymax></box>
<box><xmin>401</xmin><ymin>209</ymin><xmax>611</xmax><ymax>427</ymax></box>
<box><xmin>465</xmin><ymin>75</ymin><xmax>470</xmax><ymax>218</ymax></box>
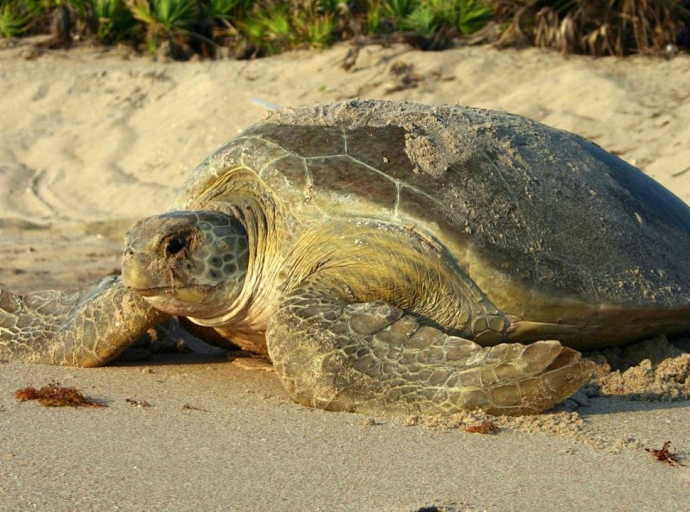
<box><xmin>122</xmin><ymin>211</ymin><xmax>249</xmax><ymax>317</ymax></box>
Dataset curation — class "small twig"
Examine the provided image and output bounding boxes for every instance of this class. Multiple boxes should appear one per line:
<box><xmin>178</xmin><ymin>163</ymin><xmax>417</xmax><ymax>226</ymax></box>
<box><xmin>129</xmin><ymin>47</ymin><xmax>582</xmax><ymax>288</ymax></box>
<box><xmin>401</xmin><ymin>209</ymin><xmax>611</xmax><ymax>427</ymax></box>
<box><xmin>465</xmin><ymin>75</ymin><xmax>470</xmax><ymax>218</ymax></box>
<box><xmin>182</xmin><ymin>403</ymin><xmax>209</xmax><ymax>412</ymax></box>
<box><xmin>125</xmin><ymin>398</ymin><xmax>151</xmax><ymax>408</ymax></box>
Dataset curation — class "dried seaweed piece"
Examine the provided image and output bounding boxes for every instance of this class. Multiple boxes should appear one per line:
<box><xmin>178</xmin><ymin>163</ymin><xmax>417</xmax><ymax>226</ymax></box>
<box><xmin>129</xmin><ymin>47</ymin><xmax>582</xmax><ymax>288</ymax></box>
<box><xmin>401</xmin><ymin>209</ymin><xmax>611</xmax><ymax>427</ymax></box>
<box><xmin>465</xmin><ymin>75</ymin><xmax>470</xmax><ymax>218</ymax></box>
<box><xmin>464</xmin><ymin>421</ymin><xmax>499</xmax><ymax>435</ymax></box>
<box><xmin>14</xmin><ymin>382</ymin><xmax>106</xmax><ymax>408</ymax></box>
<box><xmin>645</xmin><ymin>441</ymin><xmax>679</xmax><ymax>465</ymax></box>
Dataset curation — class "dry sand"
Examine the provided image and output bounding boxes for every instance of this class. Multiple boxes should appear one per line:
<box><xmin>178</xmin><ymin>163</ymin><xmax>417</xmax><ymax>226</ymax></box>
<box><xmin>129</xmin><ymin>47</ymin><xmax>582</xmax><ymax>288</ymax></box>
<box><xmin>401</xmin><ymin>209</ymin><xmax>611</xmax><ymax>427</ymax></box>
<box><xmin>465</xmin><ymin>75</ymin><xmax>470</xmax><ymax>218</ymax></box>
<box><xmin>0</xmin><ymin>39</ymin><xmax>689</xmax><ymax>511</ymax></box>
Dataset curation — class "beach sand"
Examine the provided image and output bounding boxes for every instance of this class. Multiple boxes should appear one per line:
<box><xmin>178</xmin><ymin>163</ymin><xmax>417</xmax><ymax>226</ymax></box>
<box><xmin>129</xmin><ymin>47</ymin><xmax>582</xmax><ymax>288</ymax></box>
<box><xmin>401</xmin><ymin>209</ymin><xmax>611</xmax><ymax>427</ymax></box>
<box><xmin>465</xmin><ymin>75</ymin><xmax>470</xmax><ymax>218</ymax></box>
<box><xmin>0</xmin><ymin>40</ymin><xmax>689</xmax><ymax>510</ymax></box>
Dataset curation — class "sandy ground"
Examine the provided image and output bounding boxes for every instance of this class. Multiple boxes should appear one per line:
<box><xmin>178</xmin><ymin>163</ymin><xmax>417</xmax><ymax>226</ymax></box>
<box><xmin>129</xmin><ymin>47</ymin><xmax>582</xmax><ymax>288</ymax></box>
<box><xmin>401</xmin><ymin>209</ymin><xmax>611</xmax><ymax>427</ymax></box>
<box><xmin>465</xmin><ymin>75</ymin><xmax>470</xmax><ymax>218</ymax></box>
<box><xmin>1</xmin><ymin>39</ymin><xmax>689</xmax><ymax>511</ymax></box>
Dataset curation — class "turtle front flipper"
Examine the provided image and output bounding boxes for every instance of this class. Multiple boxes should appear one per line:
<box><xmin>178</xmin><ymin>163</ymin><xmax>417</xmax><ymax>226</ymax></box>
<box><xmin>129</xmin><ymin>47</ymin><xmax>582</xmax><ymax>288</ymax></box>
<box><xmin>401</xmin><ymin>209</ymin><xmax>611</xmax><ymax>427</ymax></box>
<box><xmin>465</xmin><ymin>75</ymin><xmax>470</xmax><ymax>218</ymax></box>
<box><xmin>0</xmin><ymin>277</ymin><xmax>169</xmax><ymax>367</ymax></box>
<box><xmin>267</xmin><ymin>276</ymin><xmax>594</xmax><ymax>416</ymax></box>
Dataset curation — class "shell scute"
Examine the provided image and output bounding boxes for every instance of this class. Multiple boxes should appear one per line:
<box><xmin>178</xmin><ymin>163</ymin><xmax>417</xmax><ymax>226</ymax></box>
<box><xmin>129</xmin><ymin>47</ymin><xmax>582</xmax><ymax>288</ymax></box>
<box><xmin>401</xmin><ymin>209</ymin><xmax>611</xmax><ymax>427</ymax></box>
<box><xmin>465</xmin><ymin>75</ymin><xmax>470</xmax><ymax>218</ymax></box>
<box><xmin>258</xmin><ymin>125</ymin><xmax>346</xmax><ymax>158</ymax></box>
<box><xmin>307</xmin><ymin>155</ymin><xmax>397</xmax><ymax>217</ymax></box>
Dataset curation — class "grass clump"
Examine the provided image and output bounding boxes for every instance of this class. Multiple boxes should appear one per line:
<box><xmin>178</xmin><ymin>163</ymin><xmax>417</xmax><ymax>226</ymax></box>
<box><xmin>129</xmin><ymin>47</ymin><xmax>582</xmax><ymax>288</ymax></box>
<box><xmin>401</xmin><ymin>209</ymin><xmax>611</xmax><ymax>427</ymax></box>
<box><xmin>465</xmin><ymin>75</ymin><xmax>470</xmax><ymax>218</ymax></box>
<box><xmin>94</xmin><ymin>0</ymin><xmax>139</xmax><ymax>44</ymax></box>
<box><xmin>492</xmin><ymin>0</ymin><xmax>690</xmax><ymax>56</ymax></box>
<box><xmin>127</xmin><ymin>0</ymin><xmax>200</xmax><ymax>56</ymax></box>
<box><xmin>359</xmin><ymin>0</ymin><xmax>492</xmax><ymax>36</ymax></box>
<box><xmin>402</xmin><ymin>0</ymin><xmax>493</xmax><ymax>36</ymax></box>
<box><xmin>0</xmin><ymin>1</ymin><xmax>39</xmax><ymax>38</ymax></box>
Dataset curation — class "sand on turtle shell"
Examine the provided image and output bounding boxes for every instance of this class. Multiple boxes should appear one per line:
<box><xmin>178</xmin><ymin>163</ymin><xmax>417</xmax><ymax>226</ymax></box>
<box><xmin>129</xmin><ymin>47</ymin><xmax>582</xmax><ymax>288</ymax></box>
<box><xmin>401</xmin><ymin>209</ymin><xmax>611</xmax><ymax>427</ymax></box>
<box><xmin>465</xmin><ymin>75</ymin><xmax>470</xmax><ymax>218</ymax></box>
<box><xmin>264</xmin><ymin>99</ymin><xmax>549</xmax><ymax>180</ymax></box>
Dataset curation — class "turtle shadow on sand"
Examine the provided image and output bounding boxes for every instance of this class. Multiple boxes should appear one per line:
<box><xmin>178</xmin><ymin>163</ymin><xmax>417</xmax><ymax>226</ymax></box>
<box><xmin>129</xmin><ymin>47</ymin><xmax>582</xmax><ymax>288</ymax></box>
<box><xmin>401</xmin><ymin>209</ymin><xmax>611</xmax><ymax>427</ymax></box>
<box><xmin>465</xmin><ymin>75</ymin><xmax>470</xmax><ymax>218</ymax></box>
<box><xmin>111</xmin><ymin>317</ymin><xmax>234</xmax><ymax>367</ymax></box>
<box><xmin>118</xmin><ymin>319</ymin><xmax>690</xmax><ymax>415</ymax></box>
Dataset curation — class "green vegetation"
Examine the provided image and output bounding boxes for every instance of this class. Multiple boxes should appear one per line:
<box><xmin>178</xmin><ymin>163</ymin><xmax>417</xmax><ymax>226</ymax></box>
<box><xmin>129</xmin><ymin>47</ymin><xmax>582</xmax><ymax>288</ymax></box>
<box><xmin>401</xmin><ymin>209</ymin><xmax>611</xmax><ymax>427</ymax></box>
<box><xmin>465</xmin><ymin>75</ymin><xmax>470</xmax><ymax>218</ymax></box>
<box><xmin>0</xmin><ymin>0</ymin><xmax>688</xmax><ymax>58</ymax></box>
<box><xmin>399</xmin><ymin>0</ymin><xmax>493</xmax><ymax>35</ymax></box>
<box><xmin>127</xmin><ymin>0</ymin><xmax>199</xmax><ymax>55</ymax></box>
<box><xmin>0</xmin><ymin>1</ymin><xmax>37</xmax><ymax>38</ymax></box>
<box><xmin>93</xmin><ymin>0</ymin><xmax>138</xmax><ymax>43</ymax></box>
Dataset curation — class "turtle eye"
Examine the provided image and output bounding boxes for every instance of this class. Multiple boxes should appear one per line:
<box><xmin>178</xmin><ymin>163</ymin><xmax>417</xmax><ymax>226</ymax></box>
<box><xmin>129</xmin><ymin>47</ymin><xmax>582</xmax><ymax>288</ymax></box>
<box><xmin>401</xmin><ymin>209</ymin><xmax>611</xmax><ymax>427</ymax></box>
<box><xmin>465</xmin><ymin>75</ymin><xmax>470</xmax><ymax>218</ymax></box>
<box><xmin>165</xmin><ymin>235</ymin><xmax>188</xmax><ymax>255</ymax></box>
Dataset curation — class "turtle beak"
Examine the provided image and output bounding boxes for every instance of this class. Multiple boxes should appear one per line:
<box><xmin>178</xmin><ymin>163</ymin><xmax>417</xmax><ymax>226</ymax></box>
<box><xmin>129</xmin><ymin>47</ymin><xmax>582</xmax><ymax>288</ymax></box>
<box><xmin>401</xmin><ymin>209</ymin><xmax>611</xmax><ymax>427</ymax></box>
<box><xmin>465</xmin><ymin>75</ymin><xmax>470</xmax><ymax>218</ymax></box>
<box><xmin>121</xmin><ymin>247</ymin><xmax>158</xmax><ymax>295</ymax></box>
<box><xmin>121</xmin><ymin>217</ymin><xmax>189</xmax><ymax>295</ymax></box>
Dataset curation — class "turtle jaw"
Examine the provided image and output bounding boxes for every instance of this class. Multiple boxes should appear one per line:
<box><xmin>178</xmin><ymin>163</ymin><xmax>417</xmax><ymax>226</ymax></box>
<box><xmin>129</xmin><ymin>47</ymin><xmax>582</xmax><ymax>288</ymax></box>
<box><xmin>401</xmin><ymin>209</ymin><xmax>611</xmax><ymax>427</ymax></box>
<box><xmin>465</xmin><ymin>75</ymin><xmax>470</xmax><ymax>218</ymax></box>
<box><xmin>122</xmin><ymin>252</ymin><xmax>241</xmax><ymax>318</ymax></box>
<box><xmin>121</xmin><ymin>252</ymin><xmax>212</xmax><ymax>314</ymax></box>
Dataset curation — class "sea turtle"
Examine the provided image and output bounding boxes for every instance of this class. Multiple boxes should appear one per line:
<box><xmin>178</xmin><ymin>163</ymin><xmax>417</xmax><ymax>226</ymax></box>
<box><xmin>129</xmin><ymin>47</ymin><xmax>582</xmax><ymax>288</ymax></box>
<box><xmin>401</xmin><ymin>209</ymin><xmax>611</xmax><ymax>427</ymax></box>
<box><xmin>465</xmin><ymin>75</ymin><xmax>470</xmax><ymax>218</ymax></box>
<box><xmin>2</xmin><ymin>100</ymin><xmax>690</xmax><ymax>416</ymax></box>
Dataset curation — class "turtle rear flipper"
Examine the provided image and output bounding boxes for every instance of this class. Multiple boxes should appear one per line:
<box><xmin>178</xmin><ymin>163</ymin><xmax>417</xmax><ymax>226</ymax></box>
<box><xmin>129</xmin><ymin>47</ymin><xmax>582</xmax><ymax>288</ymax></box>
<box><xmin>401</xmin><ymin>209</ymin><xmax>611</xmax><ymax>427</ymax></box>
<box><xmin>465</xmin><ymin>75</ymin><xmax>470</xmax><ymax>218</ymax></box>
<box><xmin>0</xmin><ymin>277</ymin><xmax>169</xmax><ymax>367</ymax></box>
<box><xmin>267</xmin><ymin>277</ymin><xmax>594</xmax><ymax>416</ymax></box>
